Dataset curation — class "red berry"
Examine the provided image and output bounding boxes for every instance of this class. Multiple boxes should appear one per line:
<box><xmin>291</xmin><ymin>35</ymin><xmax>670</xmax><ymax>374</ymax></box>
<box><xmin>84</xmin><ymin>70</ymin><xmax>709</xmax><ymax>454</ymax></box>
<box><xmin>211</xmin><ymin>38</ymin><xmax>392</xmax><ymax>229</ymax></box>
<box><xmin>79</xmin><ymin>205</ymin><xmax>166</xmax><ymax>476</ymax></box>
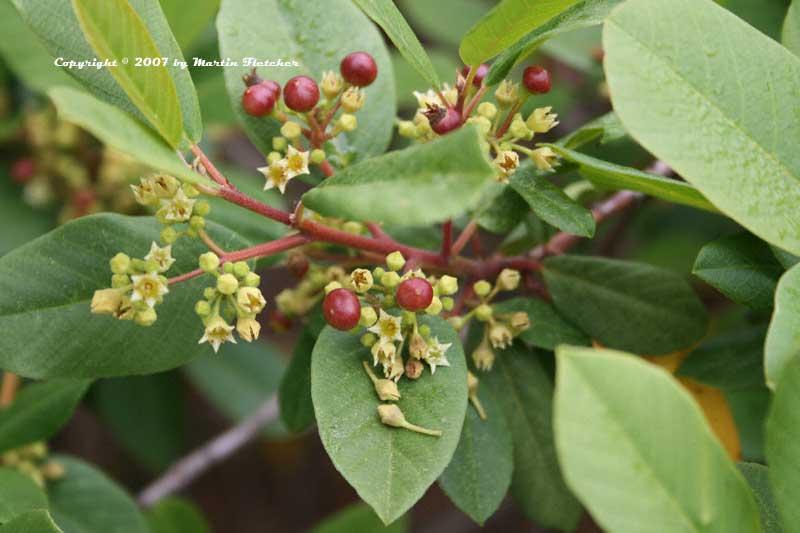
<box><xmin>396</xmin><ymin>278</ymin><xmax>434</xmax><ymax>312</ymax></box>
<box><xmin>10</xmin><ymin>158</ymin><xmax>36</xmax><ymax>183</ymax></box>
<box><xmin>241</xmin><ymin>84</ymin><xmax>276</xmax><ymax>117</ymax></box>
<box><xmin>261</xmin><ymin>79</ymin><xmax>281</xmax><ymax>99</ymax></box>
<box><xmin>323</xmin><ymin>288</ymin><xmax>361</xmax><ymax>331</ymax></box>
<box><xmin>341</xmin><ymin>52</ymin><xmax>378</xmax><ymax>87</ymax></box>
<box><xmin>428</xmin><ymin>107</ymin><xmax>462</xmax><ymax>135</ymax></box>
<box><xmin>460</xmin><ymin>64</ymin><xmax>489</xmax><ymax>86</ymax></box>
<box><xmin>522</xmin><ymin>65</ymin><xmax>551</xmax><ymax>94</ymax></box>
<box><xmin>283</xmin><ymin>75</ymin><xmax>320</xmax><ymax>112</ymax></box>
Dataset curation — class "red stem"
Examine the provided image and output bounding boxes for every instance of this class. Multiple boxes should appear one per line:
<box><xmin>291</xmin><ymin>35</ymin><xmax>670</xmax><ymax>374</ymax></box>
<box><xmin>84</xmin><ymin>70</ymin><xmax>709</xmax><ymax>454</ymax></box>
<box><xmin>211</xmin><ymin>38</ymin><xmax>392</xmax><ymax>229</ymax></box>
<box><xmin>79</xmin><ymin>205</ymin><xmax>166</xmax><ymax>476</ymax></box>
<box><xmin>461</xmin><ymin>86</ymin><xmax>487</xmax><ymax>122</ymax></box>
<box><xmin>191</xmin><ymin>145</ymin><xmax>230</xmax><ymax>187</ymax></box>
<box><xmin>441</xmin><ymin>220</ymin><xmax>453</xmax><ymax>261</ymax></box>
<box><xmin>451</xmin><ymin>220</ymin><xmax>478</xmax><ymax>256</ymax></box>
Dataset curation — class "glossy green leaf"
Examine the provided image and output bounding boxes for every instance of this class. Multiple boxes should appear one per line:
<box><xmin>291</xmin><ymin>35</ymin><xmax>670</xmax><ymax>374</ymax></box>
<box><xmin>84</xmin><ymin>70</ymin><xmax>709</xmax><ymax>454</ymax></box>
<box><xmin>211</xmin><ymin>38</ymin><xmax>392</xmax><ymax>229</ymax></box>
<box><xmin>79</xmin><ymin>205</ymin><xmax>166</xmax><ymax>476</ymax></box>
<box><xmin>721</xmin><ymin>0</ymin><xmax>791</xmax><ymax>40</ymax></box>
<box><xmin>278</xmin><ymin>327</ymin><xmax>317</xmax><ymax>433</ymax></box>
<box><xmin>765</xmin><ymin>264</ymin><xmax>800</xmax><ymax>388</ymax></box>
<box><xmin>353</xmin><ymin>0</ymin><xmax>439</xmax><ymax>88</ymax></box>
<box><xmin>312</xmin><ymin>503</ymin><xmax>407</xmax><ymax>533</ymax></box>
<box><xmin>543</xmin><ymin>255</ymin><xmax>708</xmax><ymax>354</ymax></box>
<box><xmin>481</xmin><ymin>344</ymin><xmax>581</xmax><ymax>529</ymax></box>
<box><xmin>727</xmin><ymin>387</ymin><xmax>771</xmax><ymax>463</ymax></box>
<box><xmin>185</xmin><ymin>340</ymin><xmax>286</xmax><ymax>437</ymax></box>
<box><xmin>785</xmin><ymin>0</ymin><xmax>800</xmax><ymax>55</ymax></box>
<box><xmin>485</xmin><ymin>0</ymin><xmax>623</xmax><ymax>85</ymax></box>
<box><xmin>693</xmin><ymin>233</ymin><xmax>784</xmax><ymax>311</ymax></box>
<box><xmin>159</xmin><ymin>0</ymin><xmax>218</xmax><ymax>52</ymax></box>
<box><xmin>146</xmin><ymin>497</ymin><xmax>211</xmax><ymax>533</ymax></box>
<box><xmin>303</xmin><ymin>126</ymin><xmax>494</xmax><ymax>226</ymax></box>
<box><xmin>48</xmin><ymin>87</ymin><xmax>211</xmax><ymax>186</ymax></box>
<box><xmin>556</xmin><ymin>111</ymin><xmax>626</xmax><ymax>150</ymax></box>
<box><xmin>311</xmin><ymin>316</ymin><xmax>467</xmax><ymax>525</ymax></box>
<box><xmin>474</xmin><ymin>183</ymin><xmax>528</xmax><ymax>234</ymax></box>
<box><xmin>738</xmin><ymin>463</ymin><xmax>784</xmax><ymax>533</ymax></box>
<box><xmin>0</xmin><ymin>469</ymin><xmax>48</xmax><ymax>523</ymax></box>
<box><xmin>604</xmin><ymin>0</ymin><xmax>800</xmax><ymax>255</ymax></box>
<box><xmin>677</xmin><ymin>326</ymin><xmax>767</xmax><ymax>391</ymax></box>
<box><xmin>13</xmin><ymin>0</ymin><xmax>201</xmax><ymax>142</ymax></box>
<box><xmin>439</xmin><ymin>386</ymin><xmax>512</xmax><ymax>525</ymax></box>
<box><xmin>508</xmin><ymin>167</ymin><xmax>595</xmax><ymax>237</ymax></box>
<box><xmin>92</xmin><ymin>372</ymin><xmax>184</xmax><ymax>470</ymax></box>
<box><xmin>765</xmin><ymin>356</ymin><xmax>800</xmax><ymax>531</ymax></box>
<box><xmin>0</xmin><ymin>214</ymin><xmax>251</xmax><ymax>379</ymax></box>
<box><xmin>0</xmin><ymin>380</ymin><xmax>89</xmax><ymax>453</ymax></box>
<box><xmin>1</xmin><ymin>510</ymin><xmax>62</xmax><ymax>533</ymax></box>
<box><xmin>460</xmin><ymin>0</ymin><xmax>582</xmax><ymax>65</ymax></box>
<box><xmin>547</xmin><ymin>145</ymin><xmax>717</xmax><ymax>212</ymax></box>
<box><xmin>555</xmin><ymin>346</ymin><xmax>762</xmax><ymax>533</ymax></box>
<box><xmin>492</xmin><ymin>297</ymin><xmax>590</xmax><ymax>350</ymax></box>
<box><xmin>218</xmin><ymin>0</ymin><xmax>395</xmax><ymax>158</ymax></box>
<box><xmin>48</xmin><ymin>456</ymin><xmax>148</xmax><ymax>533</ymax></box>
<box><xmin>771</xmin><ymin>246</ymin><xmax>799</xmax><ymax>269</ymax></box>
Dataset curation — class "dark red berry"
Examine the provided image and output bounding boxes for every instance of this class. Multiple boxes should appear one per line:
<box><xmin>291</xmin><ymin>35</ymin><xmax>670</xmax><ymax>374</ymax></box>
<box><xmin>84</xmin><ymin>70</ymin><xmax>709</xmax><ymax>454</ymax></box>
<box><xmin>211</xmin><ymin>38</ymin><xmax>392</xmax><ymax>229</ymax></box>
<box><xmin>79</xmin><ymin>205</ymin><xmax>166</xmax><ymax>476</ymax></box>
<box><xmin>396</xmin><ymin>278</ymin><xmax>434</xmax><ymax>312</ymax></box>
<box><xmin>340</xmin><ymin>51</ymin><xmax>378</xmax><ymax>87</ymax></box>
<box><xmin>283</xmin><ymin>75</ymin><xmax>320</xmax><ymax>112</ymax></box>
<box><xmin>427</xmin><ymin>107</ymin><xmax>462</xmax><ymax>135</ymax></box>
<box><xmin>261</xmin><ymin>79</ymin><xmax>281</xmax><ymax>99</ymax></box>
<box><xmin>242</xmin><ymin>84</ymin><xmax>276</xmax><ymax>117</ymax></box>
<box><xmin>10</xmin><ymin>157</ymin><xmax>36</xmax><ymax>183</ymax></box>
<box><xmin>323</xmin><ymin>288</ymin><xmax>361</xmax><ymax>331</ymax></box>
<box><xmin>522</xmin><ymin>65</ymin><xmax>551</xmax><ymax>94</ymax></box>
<box><xmin>460</xmin><ymin>64</ymin><xmax>489</xmax><ymax>86</ymax></box>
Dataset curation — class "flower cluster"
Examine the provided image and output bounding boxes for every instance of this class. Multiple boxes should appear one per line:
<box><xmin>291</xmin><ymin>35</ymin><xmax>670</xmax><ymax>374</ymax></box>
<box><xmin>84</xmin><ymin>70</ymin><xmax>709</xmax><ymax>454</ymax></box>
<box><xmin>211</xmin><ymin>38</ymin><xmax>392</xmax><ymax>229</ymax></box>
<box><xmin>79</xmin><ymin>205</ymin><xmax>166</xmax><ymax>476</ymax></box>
<box><xmin>397</xmin><ymin>64</ymin><xmax>561</xmax><ymax>183</ymax></box>
<box><xmin>195</xmin><ymin>253</ymin><xmax>267</xmax><ymax>352</ymax></box>
<box><xmin>275</xmin><ymin>263</ymin><xmax>348</xmax><ymax>318</ymax></box>
<box><xmin>1</xmin><ymin>441</ymin><xmax>65</xmax><ymax>488</ymax></box>
<box><xmin>448</xmin><ymin>268</ymin><xmax>531</xmax><ymax>371</ymax></box>
<box><xmin>131</xmin><ymin>174</ymin><xmax>211</xmax><ymax>242</ymax></box>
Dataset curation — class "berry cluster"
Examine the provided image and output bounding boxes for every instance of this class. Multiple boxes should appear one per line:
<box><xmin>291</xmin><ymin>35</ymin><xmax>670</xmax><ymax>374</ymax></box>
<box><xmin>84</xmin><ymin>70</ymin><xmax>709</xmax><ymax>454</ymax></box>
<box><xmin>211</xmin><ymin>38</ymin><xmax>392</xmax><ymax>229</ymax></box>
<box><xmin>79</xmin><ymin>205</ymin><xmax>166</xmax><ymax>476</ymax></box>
<box><xmin>397</xmin><ymin>63</ymin><xmax>561</xmax><ymax>183</ymax></box>
<box><xmin>0</xmin><ymin>442</ymin><xmax>65</xmax><ymax>488</ymax></box>
<box><xmin>240</xmin><ymin>51</ymin><xmax>379</xmax><ymax>190</ymax></box>
<box><xmin>320</xmin><ymin>251</ymin><xmax>459</xmax><ymax>383</ymax></box>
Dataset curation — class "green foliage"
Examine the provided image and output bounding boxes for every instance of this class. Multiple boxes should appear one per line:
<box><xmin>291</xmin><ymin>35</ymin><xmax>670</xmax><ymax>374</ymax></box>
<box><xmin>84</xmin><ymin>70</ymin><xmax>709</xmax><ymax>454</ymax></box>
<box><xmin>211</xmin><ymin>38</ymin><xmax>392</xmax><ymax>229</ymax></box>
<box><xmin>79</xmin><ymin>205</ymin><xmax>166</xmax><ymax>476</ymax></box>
<box><xmin>604</xmin><ymin>0</ymin><xmax>800</xmax><ymax>255</ymax></box>
<box><xmin>543</xmin><ymin>255</ymin><xmax>708</xmax><ymax>354</ymax></box>
<box><xmin>278</xmin><ymin>325</ymin><xmax>317</xmax><ymax>433</ymax></box>
<box><xmin>738</xmin><ymin>463</ymin><xmax>785</xmax><ymax>533</ymax></box>
<box><xmin>0</xmin><ymin>468</ymin><xmax>48</xmax><ymax>523</ymax></box>
<box><xmin>556</xmin><ymin>112</ymin><xmax>627</xmax><ymax>149</ymax></box>
<box><xmin>145</xmin><ymin>497</ymin><xmax>212</xmax><ymax>533</ymax></box>
<box><xmin>492</xmin><ymin>297</ymin><xmax>589</xmax><ymax>350</ymax></box>
<box><xmin>554</xmin><ymin>346</ymin><xmax>762</xmax><ymax>533</ymax></box>
<box><xmin>474</xmin><ymin>184</ymin><xmax>528</xmax><ymax>234</ymax></box>
<box><xmin>765</xmin><ymin>264</ymin><xmax>800</xmax><ymax>387</ymax></box>
<box><xmin>677</xmin><ymin>326</ymin><xmax>767</xmax><ymax>391</ymax></box>
<box><xmin>311</xmin><ymin>316</ymin><xmax>467</xmax><ymax>525</ymax></box>
<box><xmin>0</xmin><ymin>510</ymin><xmax>63</xmax><ymax>533</ymax></box>
<box><xmin>0</xmin><ymin>170</ymin><xmax>54</xmax><ymax>257</ymax></box>
<box><xmin>0</xmin><ymin>380</ymin><xmax>89</xmax><ymax>453</ymax></box>
<box><xmin>159</xmin><ymin>0</ymin><xmax>218</xmax><ymax>52</ymax></box>
<box><xmin>312</xmin><ymin>503</ymin><xmax>407</xmax><ymax>533</ymax></box>
<box><xmin>303</xmin><ymin>127</ymin><xmax>494</xmax><ymax>226</ymax></box>
<box><xmin>785</xmin><ymin>0</ymin><xmax>800</xmax><ymax>54</ymax></box>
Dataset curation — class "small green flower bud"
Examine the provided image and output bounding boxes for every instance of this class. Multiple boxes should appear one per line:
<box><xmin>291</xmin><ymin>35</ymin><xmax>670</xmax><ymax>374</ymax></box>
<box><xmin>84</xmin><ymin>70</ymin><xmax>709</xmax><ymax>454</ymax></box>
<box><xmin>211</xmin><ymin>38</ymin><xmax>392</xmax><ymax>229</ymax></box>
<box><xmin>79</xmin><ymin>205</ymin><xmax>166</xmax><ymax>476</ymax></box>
<box><xmin>494</xmin><ymin>79</ymin><xmax>519</xmax><ymax>107</ymax></box>
<box><xmin>90</xmin><ymin>288</ymin><xmax>123</xmax><ymax>315</ymax></box>
<box><xmin>425</xmin><ymin>296</ymin><xmax>443</xmax><ymax>315</ymax></box>
<box><xmin>360</xmin><ymin>306</ymin><xmax>378</xmax><ymax>327</ymax></box>
<box><xmin>381</xmin><ymin>271</ymin><xmax>401</xmax><ymax>288</ymax></box>
<box><xmin>437</xmin><ymin>275</ymin><xmax>459</xmax><ymax>296</ymax></box>
<box><xmin>111</xmin><ymin>274</ymin><xmax>130</xmax><ymax>288</ymax></box>
<box><xmin>466</xmin><ymin>115</ymin><xmax>492</xmax><ymax>135</ymax></box>
<box><xmin>310</xmin><ymin>149</ymin><xmax>326</xmax><ymax>164</ymax></box>
<box><xmin>135</xmin><ymin>308</ymin><xmax>157</xmax><ymax>326</ymax></box>
<box><xmin>342</xmin><ymin>221</ymin><xmax>363</xmax><ymax>234</ymax></box>
<box><xmin>337</xmin><ymin>113</ymin><xmax>358</xmax><ymax>132</ymax></box>
<box><xmin>243</xmin><ymin>272</ymin><xmax>261</xmax><ymax>287</ymax></box>
<box><xmin>386</xmin><ymin>251</ymin><xmax>405</xmax><ymax>271</ymax></box>
<box><xmin>195</xmin><ymin>200</ymin><xmax>211</xmax><ymax>216</ymax></box>
<box><xmin>373</xmin><ymin>266</ymin><xmax>386</xmax><ymax>279</ymax></box>
<box><xmin>195</xmin><ymin>300</ymin><xmax>211</xmax><ymax>316</ymax></box>
<box><xmin>361</xmin><ymin>332</ymin><xmax>377</xmax><ymax>348</ymax></box>
<box><xmin>222</xmin><ymin>262</ymin><xmax>234</xmax><ymax>274</ymax></box>
<box><xmin>280</xmin><ymin>121</ymin><xmax>302</xmax><ymax>139</ymax></box>
<box><xmin>160</xmin><ymin>226</ymin><xmax>178</xmax><ymax>244</ymax></box>
<box><xmin>182</xmin><ymin>183</ymin><xmax>200</xmax><ymax>198</ymax></box>
<box><xmin>474</xmin><ymin>280</ymin><xmax>492</xmax><ymax>297</ymax></box>
<box><xmin>475</xmin><ymin>303</ymin><xmax>493</xmax><ymax>321</ymax></box>
<box><xmin>341</xmin><ymin>87</ymin><xmax>365</xmax><ymax>112</ymax></box>
<box><xmin>442</xmin><ymin>297</ymin><xmax>454</xmax><ymax>311</ymax></box>
<box><xmin>233</xmin><ymin>261</ymin><xmax>250</xmax><ymax>278</ymax></box>
<box><xmin>381</xmin><ymin>294</ymin><xmax>396</xmax><ymax>309</ymax></box>
<box><xmin>324</xmin><ymin>281</ymin><xmax>343</xmax><ymax>294</ymax></box>
<box><xmin>110</xmin><ymin>253</ymin><xmax>131</xmax><ymax>274</ymax></box>
<box><xmin>143</xmin><ymin>259</ymin><xmax>160</xmax><ymax>273</ymax></box>
<box><xmin>497</xmin><ymin>268</ymin><xmax>521</xmax><ymax>291</ymax></box>
<box><xmin>272</xmin><ymin>137</ymin><xmax>288</xmax><ymax>151</ymax></box>
<box><xmin>267</xmin><ymin>151</ymin><xmax>283</xmax><ymax>164</ymax></box>
<box><xmin>509</xmin><ymin>115</ymin><xmax>531</xmax><ymax>139</ymax></box>
<box><xmin>419</xmin><ymin>324</ymin><xmax>431</xmax><ymax>337</ymax></box>
<box><xmin>397</xmin><ymin>120</ymin><xmax>417</xmax><ymax>138</ymax></box>
<box><xmin>217</xmin><ymin>273</ymin><xmax>239</xmax><ymax>295</ymax></box>
<box><xmin>199</xmin><ymin>252</ymin><xmax>220</xmax><ymax>273</ymax></box>
<box><xmin>203</xmin><ymin>287</ymin><xmax>217</xmax><ymax>299</ymax></box>
<box><xmin>477</xmin><ymin>101</ymin><xmax>497</xmax><ymax>119</ymax></box>
<box><xmin>185</xmin><ymin>227</ymin><xmax>198</xmax><ymax>238</ymax></box>
<box><xmin>189</xmin><ymin>215</ymin><xmax>205</xmax><ymax>229</ymax></box>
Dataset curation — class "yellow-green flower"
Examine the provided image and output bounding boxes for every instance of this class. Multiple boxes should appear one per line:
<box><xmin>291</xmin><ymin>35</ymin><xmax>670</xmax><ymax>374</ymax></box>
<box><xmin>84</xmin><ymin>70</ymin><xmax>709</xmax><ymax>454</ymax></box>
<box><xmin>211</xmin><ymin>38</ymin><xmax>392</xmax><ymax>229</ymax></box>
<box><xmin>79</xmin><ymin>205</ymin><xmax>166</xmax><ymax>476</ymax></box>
<box><xmin>199</xmin><ymin>316</ymin><xmax>236</xmax><ymax>353</ymax></box>
<box><xmin>144</xmin><ymin>242</ymin><xmax>175</xmax><ymax>273</ymax></box>
<box><xmin>130</xmin><ymin>272</ymin><xmax>168</xmax><ymax>308</ymax></box>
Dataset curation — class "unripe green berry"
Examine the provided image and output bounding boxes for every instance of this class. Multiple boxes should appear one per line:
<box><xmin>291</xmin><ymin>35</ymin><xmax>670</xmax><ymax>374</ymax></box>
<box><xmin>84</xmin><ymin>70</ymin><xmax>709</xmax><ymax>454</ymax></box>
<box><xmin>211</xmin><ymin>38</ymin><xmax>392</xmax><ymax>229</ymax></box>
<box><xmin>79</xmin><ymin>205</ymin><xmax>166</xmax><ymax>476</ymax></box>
<box><xmin>359</xmin><ymin>306</ymin><xmax>377</xmax><ymax>327</ymax></box>
<box><xmin>199</xmin><ymin>252</ymin><xmax>220</xmax><ymax>273</ymax></box>
<box><xmin>110</xmin><ymin>253</ymin><xmax>131</xmax><ymax>274</ymax></box>
<box><xmin>337</xmin><ymin>113</ymin><xmax>357</xmax><ymax>132</ymax></box>
<box><xmin>223</xmin><ymin>262</ymin><xmax>234</xmax><ymax>274</ymax></box>
<box><xmin>272</xmin><ymin>137</ymin><xmax>288</xmax><ymax>151</ymax></box>
<box><xmin>135</xmin><ymin>308</ymin><xmax>157</xmax><ymax>326</ymax></box>
<box><xmin>233</xmin><ymin>261</ymin><xmax>250</xmax><ymax>278</ymax></box>
<box><xmin>310</xmin><ymin>149</ymin><xmax>326</xmax><ymax>164</ymax></box>
<box><xmin>160</xmin><ymin>226</ymin><xmax>178</xmax><ymax>244</ymax></box>
<box><xmin>280</xmin><ymin>121</ymin><xmax>302</xmax><ymax>139</ymax></box>
<box><xmin>386</xmin><ymin>251</ymin><xmax>405</xmax><ymax>271</ymax></box>
<box><xmin>442</xmin><ymin>297</ymin><xmax>454</xmax><ymax>311</ymax></box>
<box><xmin>189</xmin><ymin>216</ymin><xmax>205</xmax><ymax>230</ymax></box>
<box><xmin>111</xmin><ymin>274</ymin><xmax>130</xmax><ymax>288</ymax></box>
<box><xmin>475</xmin><ymin>303</ymin><xmax>493</xmax><ymax>321</ymax></box>
<box><xmin>382</xmin><ymin>294</ymin><xmax>396</xmax><ymax>308</ymax></box>
<box><xmin>419</xmin><ymin>324</ymin><xmax>431</xmax><ymax>337</ymax></box>
<box><xmin>373</xmin><ymin>267</ymin><xmax>386</xmax><ymax>279</ymax></box>
<box><xmin>425</xmin><ymin>296</ymin><xmax>443</xmax><ymax>315</ymax></box>
<box><xmin>267</xmin><ymin>151</ymin><xmax>283</xmax><ymax>164</ymax></box>
<box><xmin>437</xmin><ymin>275</ymin><xmax>459</xmax><ymax>296</ymax></box>
<box><xmin>195</xmin><ymin>200</ymin><xmax>211</xmax><ymax>216</ymax></box>
<box><xmin>397</xmin><ymin>120</ymin><xmax>417</xmax><ymax>138</ymax></box>
<box><xmin>474</xmin><ymin>280</ymin><xmax>492</xmax><ymax>297</ymax></box>
<box><xmin>195</xmin><ymin>300</ymin><xmax>211</xmax><ymax>316</ymax></box>
<box><xmin>381</xmin><ymin>271</ymin><xmax>401</xmax><ymax>288</ymax></box>
<box><xmin>244</xmin><ymin>272</ymin><xmax>261</xmax><ymax>287</ymax></box>
<box><xmin>217</xmin><ymin>273</ymin><xmax>239</xmax><ymax>295</ymax></box>
<box><xmin>361</xmin><ymin>333</ymin><xmax>377</xmax><ymax>348</ymax></box>
<box><xmin>203</xmin><ymin>287</ymin><xmax>217</xmax><ymax>299</ymax></box>
<box><xmin>477</xmin><ymin>101</ymin><xmax>497</xmax><ymax>119</ymax></box>
<box><xmin>324</xmin><ymin>281</ymin><xmax>342</xmax><ymax>294</ymax></box>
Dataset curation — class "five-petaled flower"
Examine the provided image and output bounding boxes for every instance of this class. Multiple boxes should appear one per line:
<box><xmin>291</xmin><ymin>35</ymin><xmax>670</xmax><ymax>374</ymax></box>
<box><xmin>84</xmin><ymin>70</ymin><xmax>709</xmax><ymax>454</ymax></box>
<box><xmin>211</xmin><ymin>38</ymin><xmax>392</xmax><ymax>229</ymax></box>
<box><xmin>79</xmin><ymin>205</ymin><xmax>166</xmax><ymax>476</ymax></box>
<box><xmin>199</xmin><ymin>315</ymin><xmax>237</xmax><ymax>353</ymax></box>
<box><xmin>159</xmin><ymin>188</ymin><xmax>195</xmax><ymax>222</ymax></box>
<box><xmin>259</xmin><ymin>159</ymin><xmax>291</xmax><ymax>194</ymax></box>
<box><xmin>237</xmin><ymin>286</ymin><xmax>267</xmax><ymax>314</ymax></box>
<box><xmin>493</xmin><ymin>150</ymin><xmax>520</xmax><ymax>183</ymax></box>
<box><xmin>423</xmin><ymin>337</ymin><xmax>451</xmax><ymax>374</ymax></box>
<box><xmin>130</xmin><ymin>272</ymin><xmax>168</xmax><ymax>308</ymax></box>
<box><xmin>368</xmin><ymin>310</ymin><xmax>403</xmax><ymax>345</ymax></box>
<box><xmin>526</xmin><ymin>107</ymin><xmax>559</xmax><ymax>133</ymax></box>
<box><xmin>284</xmin><ymin>146</ymin><xmax>310</xmax><ymax>179</ymax></box>
<box><xmin>144</xmin><ymin>242</ymin><xmax>175</xmax><ymax>272</ymax></box>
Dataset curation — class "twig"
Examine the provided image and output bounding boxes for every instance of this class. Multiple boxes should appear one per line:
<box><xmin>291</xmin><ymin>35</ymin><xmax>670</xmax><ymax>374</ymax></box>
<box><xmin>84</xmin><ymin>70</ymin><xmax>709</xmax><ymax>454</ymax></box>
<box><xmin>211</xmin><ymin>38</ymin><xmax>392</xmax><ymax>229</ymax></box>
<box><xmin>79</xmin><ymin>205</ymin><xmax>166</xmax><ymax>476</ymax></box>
<box><xmin>441</xmin><ymin>220</ymin><xmax>453</xmax><ymax>261</ymax></box>
<box><xmin>451</xmin><ymin>221</ymin><xmax>478</xmax><ymax>257</ymax></box>
<box><xmin>138</xmin><ymin>395</ymin><xmax>279</xmax><ymax>507</ymax></box>
<box><xmin>1</xmin><ymin>373</ymin><xmax>20</xmax><ymax>407</ymax></box>
<box><xmin>198</xmin><ymin>229</ymin><xmax>227</xmax><ymax>256</ymax></box>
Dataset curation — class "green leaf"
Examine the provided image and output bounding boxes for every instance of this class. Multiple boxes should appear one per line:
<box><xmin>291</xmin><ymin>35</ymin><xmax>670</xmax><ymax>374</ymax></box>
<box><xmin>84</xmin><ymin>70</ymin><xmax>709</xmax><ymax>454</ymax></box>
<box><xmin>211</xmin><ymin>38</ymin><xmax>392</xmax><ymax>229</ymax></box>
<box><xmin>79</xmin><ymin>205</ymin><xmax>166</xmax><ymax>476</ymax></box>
<box><xmin>48</xmin><ymin>87</ymin><xmax>211</xmax><ymax>186</ymax></box>
<box><xmin>721</xmin><ymin>0</ymin><xmax>791</xmax><ymax>40</ymax></box>
<box><xmin>765</xmin><ymin>264</ymin><xmax>800</xmax><ymax>388</ymax></box>
<box><xmin>439</xmin><ymin>386</ymin><xmax>512</xmax><ymax>525</ymax></box>
<box><xmin>604</xmin><ymin>0</ymin><xmax>800</xmax><ymax>255</ymax></box>
<box><xmin>508</xmin><ymin>167</ymin><xmax>595</xmax><ymax>237</ymax></box>
<box><xmin>473</xmin><ymin>183</ymin><xmax>528</xmax><ymax>235</ymax></box>
<box><xmin>146</xmin><ymin>497</ymin><xmax>211</xmax><ymax>533</ymax></box>
<box><xmin>693</xmin><ymin>233</ymin><xmax>784</xmax><ymax>311</ymax></box>
<box><xmin>218</xmin><ymin>0</ymin><xmax>395</xmax><ymax>159</ymax></box>
<box><xmin>303</xmin><ymin>127</ymin><xmax>495</xmax><ymax>226</ymax></box>
<box><xmin>485</xmin><ymin>0</ymin><xmax>623</xmax><ymax>85</ymax></box>
<box><xmin>0</xmin><ymin>468</ymin><xmax>48</xmax><ymax>523</ymax></box>
<box><xmin>785</xmin><ymin>0</ymin><xmax>800</xmax><ymax>55</ymax></box>
<box><xmin>311</xmin><ymin>316</ymin><xmax>467</xmax><ymax>525</ymax></box>
<box><xmin>547</xmin><ymin>145</ymin><xmax>718</xmax><ymax>212</ymax></box>
<box><xmin>0</xmin><ymin>214</ymin><xmax>251</xmax><ymax>379</ymax></box>
<box><xmin>554</xmin><ymin>345</ymin><xmax>762</xmax><ymax>533</ymax></box>
<box><xmin>92</xmin><ymin>372</ymin><xmax>185</xmax><ymax>470</ymax></box>
<box><xmin>13</xmin><ymin>0</ymin><xmax>201</xmax><ymax>143</ymax></box>
<box><xmin>185</xmin><ymin>340</ymin><xmax>286</xmax><ymax>437</ymax></box>
<box><xmin>353</xmin><ymin>0</ymin><xmax>439</xmax><ymax>88</ymax></box>
<box><xmin>400</xmin><ymin>0</ymin><xmax>487</xmax><ymax>48</ymax></box>
<box><xmin>312</xmin><ymin>503</ymin><xmax>407</xmax><ymax>533</ymax></box>
<box><xmin>481</xmin><ymin>344</ymin><xmax>581</xmax><ymax>529</ymax></box>
<box><xmin>765</xmin><ymin>356</ymin><xmax>800</xmax><ymax>531</ymax></box>
<box><xmin>555</xmin><ymin>111</ymin><xmax>626</xmax><ymax>150</ymax></box>
<box><xmin>460</xmin><ymin>0</ymin><xmax>582</xmax><ymax>66</ymax></box>
<box><xmin>1</xmin><ymin>510</ymin><xmax>63</xmax><ymax>533</ymax></box>
<box><xmin>543</xmin><ymin>255</ymin><xmax>709</xmax><ymax>354</ymax></box>
<box><xmin>727</xmin><ymin>387</ymin><xmax>771</xmax><ymax>462</ymax></box>
<box><xmin>72</xmin><ymin>0</ymin><xmax>182</xmax><ymax>146</ymax></box>
<box><xmin>738</xmin><ymin>463</ymin><xmax>784</xmax><ymax>533</ymax></box>
<box><xmin>0</xmin><ymin>170</ymin><xmax>53</xmax><ymax>257</ymax></box>
<box><xmin>771</xmin><ymin>245</ymin><xmax>800</xmax><ymax>269</ymax></box>
<box><xmin>278</xmin><ymin>326</ymin><xmax>317</xmax><ymax>433</ymax></box>
<box><xmin>0</xmin><ymin>380</ymin><xmax>89</xmax><ymax>453</ymax></box>
<box><xmin>492</xmin><ymin>297</ymin><xmax>590</xmax><ymax>350</ymax></box>
<box><xmin>159</xmin><ymin>0</ymin><xmax>218</xmax><ymax>52</ymax></box>
<box><xmin>48</xmin><ymin>456</ymin><xmax>148</xmax><ymax>533</ymax></box>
